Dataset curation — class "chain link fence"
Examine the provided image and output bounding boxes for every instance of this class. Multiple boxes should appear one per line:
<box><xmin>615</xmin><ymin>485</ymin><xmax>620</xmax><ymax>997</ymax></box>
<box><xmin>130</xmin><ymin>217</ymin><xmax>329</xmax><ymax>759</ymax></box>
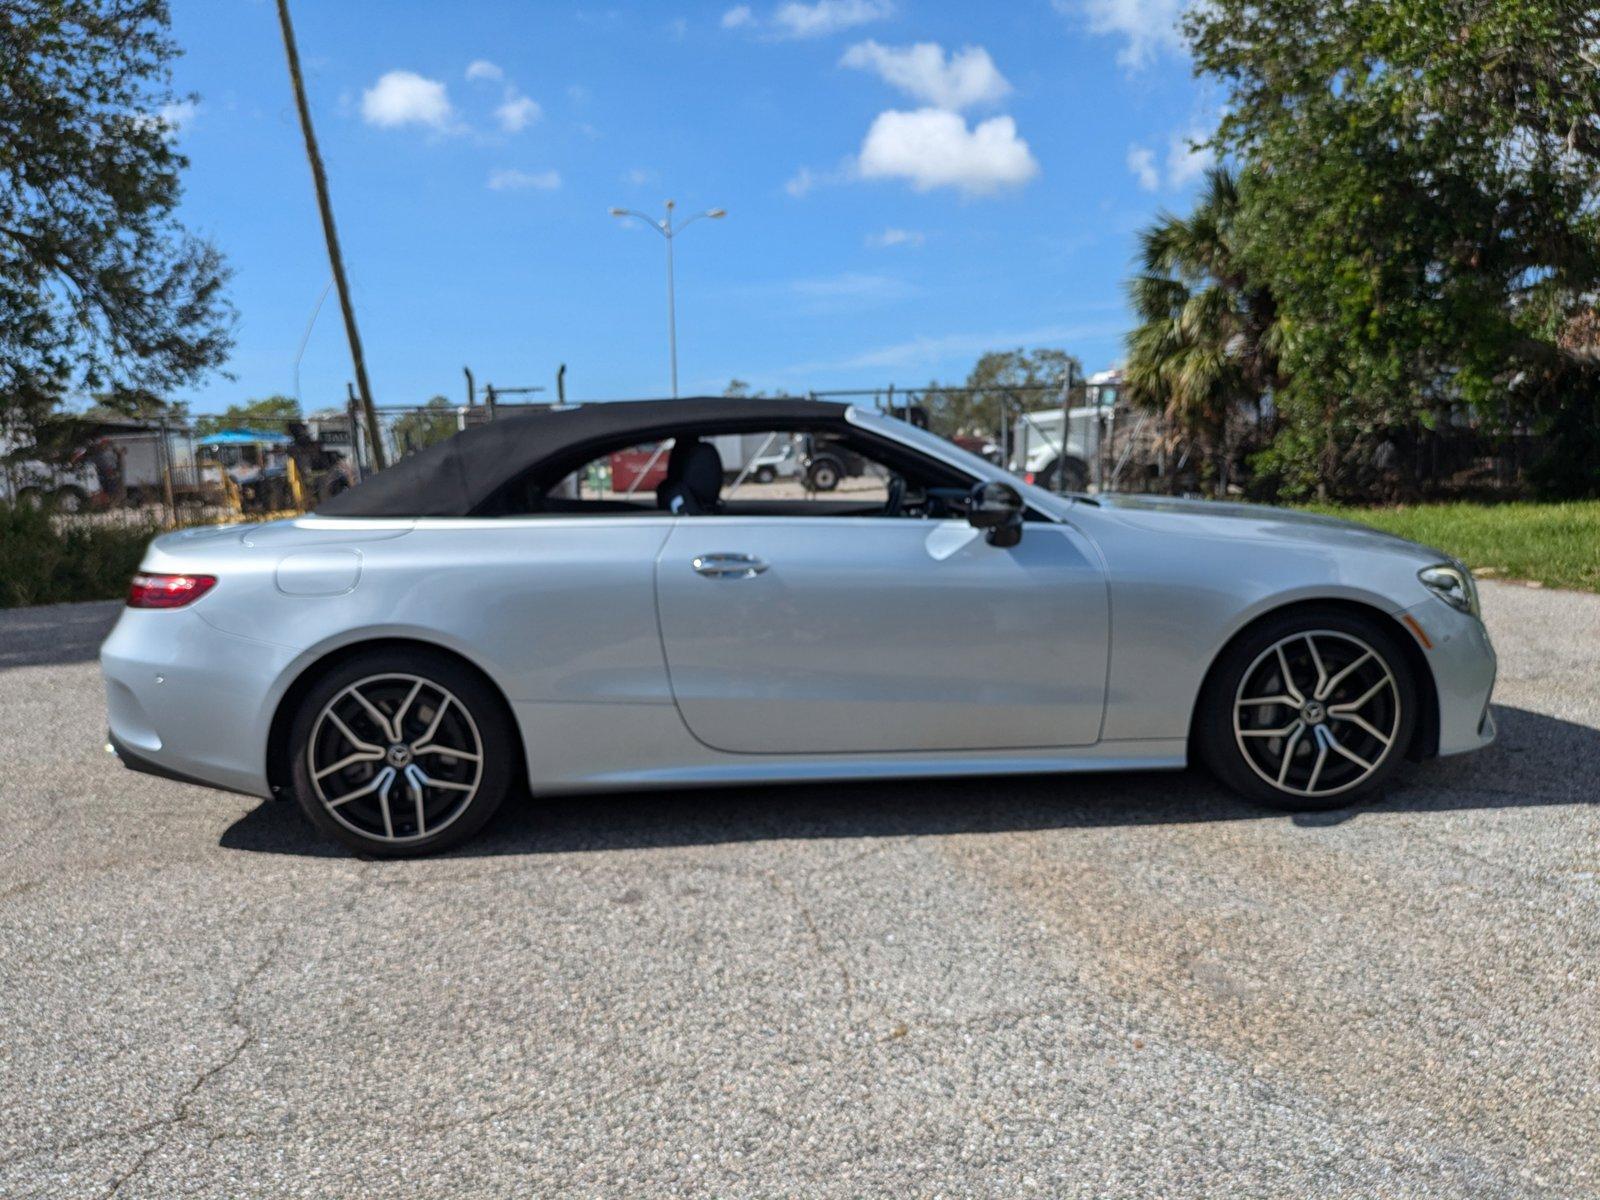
<box><xmin>5</xmin><ymin>383</ymin><xmax>1554</xmax><ymax>536</ymax></box>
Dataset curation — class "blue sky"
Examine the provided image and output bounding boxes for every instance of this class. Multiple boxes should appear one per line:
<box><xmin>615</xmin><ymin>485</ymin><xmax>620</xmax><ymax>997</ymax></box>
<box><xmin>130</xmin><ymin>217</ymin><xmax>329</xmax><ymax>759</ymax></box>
<box><xmin>164</xmin><ymin>0</ymin><xmax>1208</xmax><ymax>414</ymax></box>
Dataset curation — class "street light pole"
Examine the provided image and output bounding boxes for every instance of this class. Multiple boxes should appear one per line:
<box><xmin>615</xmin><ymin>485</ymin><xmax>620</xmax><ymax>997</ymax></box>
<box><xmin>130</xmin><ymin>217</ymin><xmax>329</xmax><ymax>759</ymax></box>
<box><xmin>664</xmin><ymin>213</ymin><xmax>678</xmax><ymax>397</ymax></box>
<box><xmin>609</xmin><ymin>200</ymin><xmax>726</xmax><ymax>398</ymax></box>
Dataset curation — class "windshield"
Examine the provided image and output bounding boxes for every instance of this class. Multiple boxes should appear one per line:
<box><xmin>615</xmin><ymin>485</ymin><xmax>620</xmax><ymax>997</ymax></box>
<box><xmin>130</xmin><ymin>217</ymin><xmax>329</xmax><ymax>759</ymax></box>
<box><xmin>846</xmin><ymin>406</ymin><xmax>1090</xmax><ymax>506</ymax></box>
<box><xmin>846</xmin><ymin>407</ymin><xmax>1009</xmax><ymax>479</ymax></box>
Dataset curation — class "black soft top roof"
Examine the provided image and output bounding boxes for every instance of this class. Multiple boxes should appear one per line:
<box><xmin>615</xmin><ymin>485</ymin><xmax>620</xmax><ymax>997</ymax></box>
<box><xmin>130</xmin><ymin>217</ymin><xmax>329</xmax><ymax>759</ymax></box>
<box><xmin>317</xmin><ymin>396</ymin><xmax>851</xmax><ymax>517</ymax></box>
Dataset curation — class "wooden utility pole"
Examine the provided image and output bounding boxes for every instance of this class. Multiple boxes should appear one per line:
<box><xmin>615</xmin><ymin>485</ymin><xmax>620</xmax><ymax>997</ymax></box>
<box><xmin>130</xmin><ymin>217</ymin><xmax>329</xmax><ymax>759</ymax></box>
<box><xmin>275</xmin><ymin>0</ymin><xmax>385</xmax><ymax>469</ymax></box>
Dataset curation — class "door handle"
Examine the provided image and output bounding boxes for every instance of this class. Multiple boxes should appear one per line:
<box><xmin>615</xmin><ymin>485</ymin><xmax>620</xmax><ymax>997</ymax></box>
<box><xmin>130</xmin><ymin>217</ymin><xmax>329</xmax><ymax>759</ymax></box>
<box><xmin>692</xmin><ymin>553</ymin><xmax>769</xmax><ymax>579</ymax></box>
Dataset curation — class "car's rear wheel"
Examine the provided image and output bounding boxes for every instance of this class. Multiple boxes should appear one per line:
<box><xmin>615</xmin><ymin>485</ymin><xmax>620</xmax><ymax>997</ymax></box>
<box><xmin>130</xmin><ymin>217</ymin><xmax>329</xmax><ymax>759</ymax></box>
<box><xmin>1196</xmin><ymin>609</ymin><xmax>1417</xmax><ymax>811</ymax></box>
<box><xmin>288</xmin><ymin>649</ymin><xmax>514</xmax><ymax>856</ymax></box>
<box><xmin>754</xmin><ymin>465</ymin><xmax>776</xmax><ymax>484</ymax></box>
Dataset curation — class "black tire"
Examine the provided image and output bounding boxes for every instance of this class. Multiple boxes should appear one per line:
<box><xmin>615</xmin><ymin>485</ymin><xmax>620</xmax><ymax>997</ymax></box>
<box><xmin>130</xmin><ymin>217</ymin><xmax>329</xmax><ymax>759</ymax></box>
<box><xmin>287</xmin><ymin>648</ymin><xmax>516</xmax><ymax>857</ymax></box>
<box><xmin>1195</xmin><ymin>607</ymin><xmax>1418</xmax><ymax>811</ymax></box>
<box><xmin>806</xmin><ymin>458</ymin><xmax>842</xmax><ymax>491</ymax></box>
<box><xmin>51</xmin><ymin>485</ymin><xmax>88</xmax><ymax>512</ymax></box>
<box><xmin>754</xmin><ymin>465</ymin><xmax>776</xmax><ymax>484</ymax></box>
<box><xmin>1036</xmin><ymin>456</ymin><xmax>1089</xmax><ymax>493</ymax></box>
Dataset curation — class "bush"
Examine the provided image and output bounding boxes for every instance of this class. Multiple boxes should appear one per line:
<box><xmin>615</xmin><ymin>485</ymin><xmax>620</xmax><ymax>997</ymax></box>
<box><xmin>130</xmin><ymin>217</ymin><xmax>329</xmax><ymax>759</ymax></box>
<box><xmin>1529</xmin><ymin>397</ymin><xmax>1600</xmax><ymax>500</ymax></box>
<box><xmin>0</xmin><ymin>501</ymin><xmax>158</xmax><ymax>608</ymax></box>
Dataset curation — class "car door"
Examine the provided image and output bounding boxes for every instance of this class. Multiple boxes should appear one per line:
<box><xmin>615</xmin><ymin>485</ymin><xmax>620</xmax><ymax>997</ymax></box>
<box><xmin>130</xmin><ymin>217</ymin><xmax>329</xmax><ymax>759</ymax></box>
<box><xmin>653</xmin><ymin>515</ymin><xmax>1108</xmax><ymax>754</ymax></box>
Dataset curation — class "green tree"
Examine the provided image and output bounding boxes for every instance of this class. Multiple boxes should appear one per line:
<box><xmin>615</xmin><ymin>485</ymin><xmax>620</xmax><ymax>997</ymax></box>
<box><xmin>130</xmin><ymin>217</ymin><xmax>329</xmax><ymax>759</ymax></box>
<box><xmin>391</xmin><ymin>395</ymin><xmax>459</xmax><ymax>456</ymax></box>
<box><xmin>1125</xmin><ymin>168</ymin><xmax>1280</xmax><ymax>489</ymax></box>
<box><xmin>1187</xmin><ymin>0</ymin><xmax>1600</xmax><ymax>496</ymax></box>
<box><xmin>923</xmin><ymin>348</ymin><xmax>1082</xmax><ymax>440</ymax></box>
<box><xmin>1</xmin><ymin>0</ymin><xmax>233</xmax><ymax>426</ymax></box>
<box><xmin>194</xmin><ymin>395</ymin><xmax>301</xmax><ymax>437</ymax></box>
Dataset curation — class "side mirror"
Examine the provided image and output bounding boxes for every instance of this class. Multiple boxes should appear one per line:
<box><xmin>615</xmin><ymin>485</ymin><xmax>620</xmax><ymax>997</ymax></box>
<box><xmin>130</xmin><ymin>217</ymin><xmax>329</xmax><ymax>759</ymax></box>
<box><xmin>966</xmin><ymin>480</ymin><xmax>1024</xmax><ymax>548</ymax></box>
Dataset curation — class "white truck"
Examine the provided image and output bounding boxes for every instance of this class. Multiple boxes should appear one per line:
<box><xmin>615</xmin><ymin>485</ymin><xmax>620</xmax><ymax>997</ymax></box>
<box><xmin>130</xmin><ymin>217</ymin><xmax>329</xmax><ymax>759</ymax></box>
<box><xmin>0</xmin><ymin>449</ymin><xmax>99</xmax><ymax>510</ymax></box>
<box><xmin>1008</xmin><ymin>370</ymin><xmax>1122</xmax><ymax>492</ymax></box>
<box><xmin>708</xmin><ymin>431</ymin><xmax>803</xmax><ymax>485</ymax></box>
<box><xmin>2</xmin><ymin>424</ymin><xmax>223</xmax><ymax>511</ymax></box>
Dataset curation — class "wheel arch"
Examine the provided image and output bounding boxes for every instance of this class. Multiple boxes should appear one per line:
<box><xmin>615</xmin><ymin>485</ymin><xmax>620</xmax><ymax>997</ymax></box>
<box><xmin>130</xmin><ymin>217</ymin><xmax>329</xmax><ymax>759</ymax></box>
<box><xmin>265</xmin><ymin>636</ymin><xmax>526</xmax><ymax>800</ymax></box>
<box><xmin>1186</xmin><ymin>597</ymin><xmax>1439</xmax><ymax>763</ymax></box>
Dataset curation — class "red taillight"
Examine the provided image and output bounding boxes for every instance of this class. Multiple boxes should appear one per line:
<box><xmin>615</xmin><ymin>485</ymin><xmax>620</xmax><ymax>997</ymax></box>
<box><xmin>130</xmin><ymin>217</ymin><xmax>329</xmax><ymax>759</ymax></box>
<box><xmin>127</xmin><ymin>572</ymin><xmax>217</xmax><ymax>609</ymax></box>
<box><xmin>1024</xmin><ymin>471</ymin><xmax>1036</xmax><ymax>485</ymax></box>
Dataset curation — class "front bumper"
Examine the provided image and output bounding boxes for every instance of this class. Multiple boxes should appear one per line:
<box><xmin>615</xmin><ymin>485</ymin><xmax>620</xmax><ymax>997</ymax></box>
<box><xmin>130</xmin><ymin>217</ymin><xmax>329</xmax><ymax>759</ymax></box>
<box><xmin>1401</xmin><ymin>597</ymin><xmax>1497</xmax><ymax>757</ymax></box>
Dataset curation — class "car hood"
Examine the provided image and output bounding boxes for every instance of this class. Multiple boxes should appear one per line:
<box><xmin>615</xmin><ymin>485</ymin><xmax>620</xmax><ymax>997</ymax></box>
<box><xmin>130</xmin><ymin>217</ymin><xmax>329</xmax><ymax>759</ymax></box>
<box><xmin>1089</xmin><ymin>493</ymin><xmax>1451</xmax><ymax>562</ymax></box>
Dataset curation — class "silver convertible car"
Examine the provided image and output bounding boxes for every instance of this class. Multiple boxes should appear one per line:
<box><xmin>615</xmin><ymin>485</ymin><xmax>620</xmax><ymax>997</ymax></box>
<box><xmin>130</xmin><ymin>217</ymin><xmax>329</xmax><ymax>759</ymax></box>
<box><xmin>102</xmin><ymin>398</ymin><xmax>1496</xmax><ymax>856</ymax></box>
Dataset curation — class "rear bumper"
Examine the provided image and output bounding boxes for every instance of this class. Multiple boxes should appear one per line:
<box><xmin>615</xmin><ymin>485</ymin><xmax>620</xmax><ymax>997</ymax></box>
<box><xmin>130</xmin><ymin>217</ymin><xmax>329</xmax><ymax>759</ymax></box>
<box><xmin>106</xmin><ymin>731</ymin><xmax>263</xmax><ymax>797</ymax></box>
<box><xmin>100</xmin><ymin>607</ymin><xmax>292</xmax><ymax>799</ymax></box>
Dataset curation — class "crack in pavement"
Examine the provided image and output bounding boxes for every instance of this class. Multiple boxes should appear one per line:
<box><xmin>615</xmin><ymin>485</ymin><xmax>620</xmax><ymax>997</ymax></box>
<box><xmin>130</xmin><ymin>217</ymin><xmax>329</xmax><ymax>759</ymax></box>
<box><xmin>758</xmin><ymin>867</ymin><xmax>910</xmax><ymax>1039</ymax></box>
<box><xmin>94</xmin><ymin>871</ymin><xmax>373</xmax><ymax>1198</ymax></box>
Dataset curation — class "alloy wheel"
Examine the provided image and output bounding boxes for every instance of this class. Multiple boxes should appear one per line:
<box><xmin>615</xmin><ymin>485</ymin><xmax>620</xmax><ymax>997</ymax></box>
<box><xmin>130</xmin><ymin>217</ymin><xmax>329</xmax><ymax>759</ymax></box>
<box><xmin>1232</xmin><ymin>630</ymin><xmax>1401</xmax><ymax>799</ymax></box>
<box><xmin>307</xmin><ymin>673</ymin><xmax>484</xmax><ymax>844</ymax></box>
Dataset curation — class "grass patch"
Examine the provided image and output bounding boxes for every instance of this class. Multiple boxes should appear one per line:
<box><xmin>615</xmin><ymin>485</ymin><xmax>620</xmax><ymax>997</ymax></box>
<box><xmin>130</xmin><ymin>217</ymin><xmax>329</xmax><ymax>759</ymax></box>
<box><xmin>1305</xmin><ymin>500</ymin><xmax>1600</xmax><ymax>593</ymax></box>
<box><xmin>0</xmin><ymin>501</ymin><xmax>159</xmax><ymax>608</ymax></box>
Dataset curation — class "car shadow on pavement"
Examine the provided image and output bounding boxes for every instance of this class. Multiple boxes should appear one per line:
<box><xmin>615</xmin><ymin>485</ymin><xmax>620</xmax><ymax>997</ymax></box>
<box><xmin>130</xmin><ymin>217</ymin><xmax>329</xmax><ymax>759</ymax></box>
<box><xmin>218</xmin><ymin>705</ymin><xmax>1599</xmax><ymax>860</ymax></box>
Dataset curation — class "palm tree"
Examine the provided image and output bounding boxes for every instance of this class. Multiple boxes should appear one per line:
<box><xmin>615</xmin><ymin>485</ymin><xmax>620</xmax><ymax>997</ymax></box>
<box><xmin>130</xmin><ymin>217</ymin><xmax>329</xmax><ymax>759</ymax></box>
<box><xmin>1125</xmin><ymin>168</ymin><xmax>1279</xmax><ymax>490</ymax></box>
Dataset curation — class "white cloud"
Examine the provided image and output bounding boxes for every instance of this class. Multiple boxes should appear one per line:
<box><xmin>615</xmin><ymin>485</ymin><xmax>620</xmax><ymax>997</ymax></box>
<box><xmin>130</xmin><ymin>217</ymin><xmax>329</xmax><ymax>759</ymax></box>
<box><xmin>857</xmin><ymin>108</ymin><xmax>1038</xmax><ymax>196</ymax></box>
<box><xmin>141</xmin><ymin>99</ymin><xmax>199</xmax><ymax>140</ymax></box>
<box><xmin>1166</xmin><ymin>128</ymin><xmax>1212</xmax><ymax>188</ymax></box>
<box><xmin>840</xmin><ymin>41</ymin><xmax>1010</xmax><ymax>110</ymax></box>
<box><xmin>866</xmin><ymin>227</ymin><xmax>924</xmax><ymax>248</ymax></box>
<box><xmin>773</xmin><ymin>0</ymin><xmax>893</xmax><ymax>39</ymax></box>
<box><xmin>739</xmin><ymin>271</ymin><xmax>916</xmax><ymax>315</ymax></box>
<box><xmin>788</xmin><ymin>318</ymin><xmax>1127</xmax><ymax>374</ymax></box>
<box><xmin>496</xmin><ymin>93</ymin><xmax>542</xmax><ymax>133</ymax></box>
<box><xmin>1127</xmin><ymin>144</ymin><xmax>1160</xmax><ymax>191</ymax></box>
<box><xmin>791</xmin><ymin>272</ymin><xmax>914</xmax><ymax>301</ymax></box>
<box><xmin>785</xmin><ymin>166</ymin><xmax>821</xmax><ymax>197</ymax></box>
<box><xmin>783</xmin><ymin>161</ymin><xmax>861</xmax><ymax>196</ymax></box>
<box><xmin>487</xmin><ymin>168</ymin><xmax>562</xmax><ymax>191</ymax></box>
<box><xmin>361</xmin><ymin>70</ymin><xmax>455</xmax><ymax>131</ymax></box>
<box><xmin>1055</xmin><ymin>0</ymin><xmax>1185</xmax><ymax>70</ymax></box>
<box><xmin>465</xmin><ymin>60</ymin><xmax>541</xmax><ymax>134</ymax></box>
<box><xmin>721</xmin><ymin>4</ymin><xmax>754</xmax><ymax>27</ymax></box>
<box><xmin>1128</xmin><ymin>130</ymin><xmax>1212</xmax><ymax>191</ymax></box>
<box><xmin>624</xmin><ymin>167</ymin><xmax>657</xmax><ymax>186</ymax></box>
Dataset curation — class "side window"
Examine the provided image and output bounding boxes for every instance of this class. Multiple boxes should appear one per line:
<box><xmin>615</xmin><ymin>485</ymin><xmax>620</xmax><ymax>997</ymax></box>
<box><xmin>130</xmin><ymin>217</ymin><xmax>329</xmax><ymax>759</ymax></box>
<box><xmin>500</xmin><ymin>425</ymin><xmax>969</xmax><ymax>519</ymax></box>
<box><xmin>719</xmin><ymin>431</ymin><xmax>890</xmax><ymax>509</ymax></box>
<box><xmin>539</xmin><ymin>440</ymin><xmax>675</xmax><ymax>509</ymax></box>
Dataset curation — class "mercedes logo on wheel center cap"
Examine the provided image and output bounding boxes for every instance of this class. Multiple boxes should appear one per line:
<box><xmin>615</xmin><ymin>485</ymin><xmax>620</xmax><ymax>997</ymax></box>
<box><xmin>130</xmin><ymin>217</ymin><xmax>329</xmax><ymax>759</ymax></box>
<box><xmin>386</xmin><ymin>743</ymin><xmax>413</xmax><ymax>767</ymax></box>
<box><xmin>1302</xmin><ymin>700</ymin><xmax>1327</xmax><ymax>725</ymax></box>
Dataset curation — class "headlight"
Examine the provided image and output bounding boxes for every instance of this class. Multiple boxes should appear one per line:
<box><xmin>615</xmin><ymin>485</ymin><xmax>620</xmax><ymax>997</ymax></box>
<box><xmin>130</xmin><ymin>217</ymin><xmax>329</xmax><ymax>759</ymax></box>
<box><xmin>1419</xmin><ymin>563</ymin><xmax>1480</xmax><ymax>617</ymax></box>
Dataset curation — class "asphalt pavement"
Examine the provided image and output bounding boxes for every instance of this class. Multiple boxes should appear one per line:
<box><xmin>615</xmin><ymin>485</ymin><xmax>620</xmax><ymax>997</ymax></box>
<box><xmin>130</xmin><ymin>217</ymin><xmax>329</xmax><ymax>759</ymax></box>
<box><xmin>1</xmin><ymin>582</ymin><xmax>1596</xmax><ymax>1198</ymax></box>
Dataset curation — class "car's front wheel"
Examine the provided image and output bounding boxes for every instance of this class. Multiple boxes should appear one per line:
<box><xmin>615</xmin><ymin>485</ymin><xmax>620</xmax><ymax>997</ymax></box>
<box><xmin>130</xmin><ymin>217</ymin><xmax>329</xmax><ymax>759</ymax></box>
<box><xmin>1196</xmin><ymin>609</ymin><xmax>1418</xmax><ymax>811</ymax></box>
<box><xmin>288</xmin><ymin>649</ymin><xmax>515</xmax><ymax>856</ymax></box>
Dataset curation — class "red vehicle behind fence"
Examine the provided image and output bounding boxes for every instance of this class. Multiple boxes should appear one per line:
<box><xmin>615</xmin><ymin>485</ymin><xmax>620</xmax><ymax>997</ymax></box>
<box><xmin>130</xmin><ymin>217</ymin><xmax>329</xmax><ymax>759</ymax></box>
<box><xmin>608</xmin><ymin>444</ymin><xmax>669</xmax><ymax>494</ymax></box>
